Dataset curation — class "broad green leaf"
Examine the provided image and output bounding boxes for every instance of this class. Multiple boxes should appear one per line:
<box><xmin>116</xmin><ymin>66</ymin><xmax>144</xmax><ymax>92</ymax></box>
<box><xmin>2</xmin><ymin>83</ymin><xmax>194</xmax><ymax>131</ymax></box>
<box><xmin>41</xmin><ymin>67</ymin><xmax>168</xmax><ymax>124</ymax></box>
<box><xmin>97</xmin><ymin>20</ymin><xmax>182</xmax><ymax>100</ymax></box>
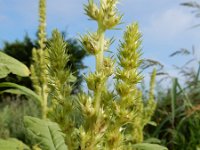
<box><xmin>0</xmin><ymin>138</ymin><xmax>30</xmax><ymax>150</ymax></box>
<box><xmin>0</xmin><ymin>89</ymin><xmax>25</xmax><ymax>95</ymax></box>
<box><xmin>0</xmin><ymin>82</ymin><xmax>41</xmax><ymax>103</ymax></box>
<box><xmin>0</xmin><ymin>65</ymin><xmax>9</xmax><ymax>78</ymax></box>
<box><xmin>0</xmin><ymin>51</ymin><xmax>30</xmax><ymax>78</ymax></box>
<box><xmin>24</xmin><ymin>116</ymin><xmax>68</xmax><ymax>150</ymax></box>
<box><xmin>132</xmin><ymin>143</ymin><xmax>168</xmax><ymax>150</ymax></box>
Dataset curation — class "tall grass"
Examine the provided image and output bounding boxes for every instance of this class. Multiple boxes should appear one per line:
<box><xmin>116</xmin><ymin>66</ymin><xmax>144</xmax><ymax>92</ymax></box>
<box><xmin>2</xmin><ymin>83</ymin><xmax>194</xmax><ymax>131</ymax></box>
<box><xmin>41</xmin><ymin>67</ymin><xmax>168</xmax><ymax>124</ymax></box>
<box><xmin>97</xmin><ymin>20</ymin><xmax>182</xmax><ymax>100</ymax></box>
<box><xmin>145</xmin><ymin>48</ymin><xmax>200</xmax><ymax>150</ymax></box>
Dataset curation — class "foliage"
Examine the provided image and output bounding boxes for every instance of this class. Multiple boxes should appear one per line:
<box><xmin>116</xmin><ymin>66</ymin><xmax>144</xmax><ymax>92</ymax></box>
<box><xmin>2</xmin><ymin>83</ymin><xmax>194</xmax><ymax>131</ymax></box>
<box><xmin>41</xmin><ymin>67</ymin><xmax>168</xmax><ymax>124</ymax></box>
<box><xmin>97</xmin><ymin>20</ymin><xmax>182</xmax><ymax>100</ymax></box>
<box><xmin>132</xmin><ymin>143</ymin><xmax>168</xmax><ymax>150</ymax></box>
<box><xmin>0</xmin><ymin>35</ymin><xmax>35</xmax><ymax>89</ymax></box>
<box><xmin>145</xmin><ymin>78</ymin><xmax>200</xmax><ymax>150</ymax></box>
<box><xmin>0</xmin><ymin>106</ymin><xmax>10</xmax><ymax>138</ymax></box>
<box><xmin>0</xmin><ymin>82</ymin><xmax>40</xmax><ymax>103</ymax></box>
<box><xmin>0</xmin><ymin>138</ymin><xmax>30</xmax><ymax>150</ymax></box>
<box><xmin>24</xmin><ymin>116</ymin><xmax>68</xmax><ymax>150</ymax></box>
<box><xmin>138</xmin><ymin>2</ymin><xmax>200</xmax><ymax>148</ymax></box>
<box><xmin>0</xmin><ymin>50</ymin><xmax>40</xmax><ymax>142</ymax></box>
<box><xmin>0</xmin><ymin>50</ymin><xmax>41</xmax><ymax>116</ymax></box>
<box><xmin>0</xmin><ymin>98</ymin><xmax>40</xmax><ymax>141</ymax></box>
<box><xmin>2</xmin><ymin>35</ymin><xmax>35</xmax><ymax>68</ymax></box>
<box><xmin>2</xmin><ymin>0</ymin><xmax>200</xmax><ymax>149</ymax></box>
<box><xmin>145</xmin><ymin>47</ymin><xmax>200</xmax><ymax>150</ymax></box>
<box><xmin>0</xmin><ymin>51</ymin><xmax>30</xmax><ymax>79</ymax></box>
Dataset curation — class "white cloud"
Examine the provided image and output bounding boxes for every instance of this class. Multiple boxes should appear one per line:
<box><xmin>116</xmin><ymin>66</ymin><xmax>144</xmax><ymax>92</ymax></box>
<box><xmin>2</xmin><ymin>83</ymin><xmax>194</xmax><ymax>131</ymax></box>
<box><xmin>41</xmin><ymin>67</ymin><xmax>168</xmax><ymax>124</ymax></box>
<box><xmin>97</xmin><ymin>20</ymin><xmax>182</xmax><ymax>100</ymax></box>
<box><xmin>143</xmin><ymin>7</ymin><xmax>195</xmax><ymax>40</ymax></box>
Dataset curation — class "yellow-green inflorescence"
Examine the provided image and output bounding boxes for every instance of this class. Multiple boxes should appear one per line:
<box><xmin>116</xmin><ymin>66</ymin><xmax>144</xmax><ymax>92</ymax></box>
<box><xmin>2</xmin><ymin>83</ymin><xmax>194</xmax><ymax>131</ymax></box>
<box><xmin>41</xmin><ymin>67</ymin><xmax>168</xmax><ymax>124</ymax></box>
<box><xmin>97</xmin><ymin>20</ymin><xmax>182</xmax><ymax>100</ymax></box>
<box><xmin>30</xmin><ymin>0</ymin><xmax>157</xmax><ymax>149</ymax></box>
<box><xmin>80</xmin><ymin>0</ymin><xmax>121</xmax><ymax>149</ymax></box>
<box><xmin>30</xmin><ymin>0</ymin><xmax>49</xmax><ymax>119</ymax></box>
<box><xmin>115</xmin><ymin>23</ymin><xmax>157</xmax><ymax>144</ymax></box>
<box><xmin>79</xmin><ymin>0</ymin><xmax>157</xmax><ymax>149</ymax></box>
<box><xmin>46</xmin><ymin>30</ymin><xmax>81</xmax><ymax>150</ymax></box>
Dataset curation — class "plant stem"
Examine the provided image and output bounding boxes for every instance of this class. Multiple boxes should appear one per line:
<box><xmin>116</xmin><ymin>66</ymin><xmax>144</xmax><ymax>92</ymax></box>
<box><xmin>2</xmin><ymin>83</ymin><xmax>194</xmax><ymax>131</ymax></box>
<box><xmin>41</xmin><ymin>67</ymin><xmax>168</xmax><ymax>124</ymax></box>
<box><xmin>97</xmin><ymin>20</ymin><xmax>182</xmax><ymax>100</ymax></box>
<box><xmin>41</xmin><ymin>84</ymin><xmax>48</xmax><ymax>119</ymax></box>
<box><xmin>89</xmin><ymin>25</ymin><xmax>105</xmax><ymax>150</ymax></box>
<box><xmin>95</xmin><ymin>26</ymin><xmax>105</xmax><ymax>72</ymax></box>
<box><xmin>94</xmin><ymin>25</ymin><xmax>105</xmax><ymax>112</ymax></box>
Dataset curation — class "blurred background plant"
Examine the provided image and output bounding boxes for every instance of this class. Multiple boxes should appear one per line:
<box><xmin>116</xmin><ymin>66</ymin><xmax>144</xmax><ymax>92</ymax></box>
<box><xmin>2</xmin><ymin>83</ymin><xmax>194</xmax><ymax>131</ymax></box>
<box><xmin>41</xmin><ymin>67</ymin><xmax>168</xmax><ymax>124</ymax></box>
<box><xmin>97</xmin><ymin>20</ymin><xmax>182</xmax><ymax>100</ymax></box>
<box><xmin>144</xmin><ymin>44</ymin><xmax>200</xmax><ymax>149</ymax></box>
<box><xmin>0</xmin><ymin>97</ymin><xmax>39</xmax><ymax>143</ymax></box>
<box><xmin>143</xmin><ymin>3</ymin><xmax>200</xmax><ymax>147</ymax></box>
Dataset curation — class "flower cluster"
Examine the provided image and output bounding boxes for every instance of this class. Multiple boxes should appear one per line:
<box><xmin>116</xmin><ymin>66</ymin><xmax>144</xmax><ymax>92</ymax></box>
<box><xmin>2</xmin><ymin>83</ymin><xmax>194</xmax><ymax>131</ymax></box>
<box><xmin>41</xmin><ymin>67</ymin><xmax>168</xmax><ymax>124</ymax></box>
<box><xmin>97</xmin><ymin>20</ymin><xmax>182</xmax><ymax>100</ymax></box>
<box><xmin>30</xmin><ymin>0</ymin><xmax>158</xmax><ymax>149</ymax></box>
<box><xmin>85</xmin><ymin>0</ymin><xmax>122</xmax><ymax>30</ymax></box>
<box><xmin>81</xmin><ymin>32</ymin><xmax>112</xmax><ymax>55</ymax></box>
<box><xmin>115</xmin><ymin>23</ymin><xmax>157</xmax><ymax>144</ymax></box>
<box><xmin>30</xmin><ymin>0</ymin><xmax>49</xmax><ymax>119</ymax></box>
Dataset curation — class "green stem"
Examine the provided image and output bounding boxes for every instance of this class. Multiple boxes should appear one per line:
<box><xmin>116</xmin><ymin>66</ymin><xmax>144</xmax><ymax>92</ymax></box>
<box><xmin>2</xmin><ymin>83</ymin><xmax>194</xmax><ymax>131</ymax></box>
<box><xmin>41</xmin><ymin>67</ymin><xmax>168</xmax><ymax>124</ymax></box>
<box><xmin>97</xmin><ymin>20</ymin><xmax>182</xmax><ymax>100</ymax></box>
<box><xmin>94</xmin><ymin>89</ymin><xmax>102</xmax><ymax>113</ymax></box>
<box><xmin>41</xmin><ymin>84</ymin><xmax>48</xmax><ymax>119</ymax></box>
<box><xmin>95</xmin><ymin>26</ymin><xmax>105</xmax><ymax>72</ymax></box>
<box><xmin>89</xmin><ymin>25</ymin><xmax>105</xmax><ymax>150</ymax></box>
<box><xmin>94</xmin><ymin>26</ymin><xmax>105</xmax><ymax>112</ymax></box>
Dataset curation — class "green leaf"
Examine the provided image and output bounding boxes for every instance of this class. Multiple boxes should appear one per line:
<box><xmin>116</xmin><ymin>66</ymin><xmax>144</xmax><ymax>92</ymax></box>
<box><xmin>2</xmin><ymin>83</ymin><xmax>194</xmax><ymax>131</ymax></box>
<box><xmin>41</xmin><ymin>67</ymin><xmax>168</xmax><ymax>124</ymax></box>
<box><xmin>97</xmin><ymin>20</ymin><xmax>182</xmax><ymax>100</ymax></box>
<box><xmin>0</xmin><ymin>82</ymin><xmax>41</xmax><ymax>104</ymax></box>
<box><xmin>171</xmin><ymin>78</ymin><xmax>177</xmax><ymax>125</ymax></box>
<box><xmin>132</xmin><ymin>143</ymin><xmax>168</xmax><ymax>150</ymax></box>
<box><xmin>0</xmin><ymin>89</ymin><xmax>25</xmax><ymax>95</ymax></box>
<box><xmin>0</xmin><ymin>51</ymin><xmax>30</xmax><ymax>78</ymax></box>
<box><xmin>147</xmin><ymin>121</ymin><xmax>157</xmax><ymax>126</ymax></box>
<box><xmin>0</xmin><ymin>65</ymin><xmax>10</xmax><ymax>78</ymax></box>
<box><xmin>0</xmin><ymin>138</ymin><xmax>30</xmax><ymax>150</ymax></box>
<box><xmin>143</xmin><ymin>138</ymin><xmax>161</xmax><ymax>144</ymax></box>
<box><xmin>24</xmin><ymin>116</ymin><xmax>68</xmax><ymax>150</ymax></box>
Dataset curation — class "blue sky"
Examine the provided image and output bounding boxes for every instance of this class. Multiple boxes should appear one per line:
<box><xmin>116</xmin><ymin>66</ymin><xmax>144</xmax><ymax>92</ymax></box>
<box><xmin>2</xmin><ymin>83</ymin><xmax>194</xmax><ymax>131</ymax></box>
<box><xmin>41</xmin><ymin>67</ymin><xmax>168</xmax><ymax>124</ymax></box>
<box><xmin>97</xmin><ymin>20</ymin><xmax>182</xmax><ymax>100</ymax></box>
<box><xmin>0</xmin><ymin>0</ymin><xmax>200</xmax><ymax>81</ymax></box>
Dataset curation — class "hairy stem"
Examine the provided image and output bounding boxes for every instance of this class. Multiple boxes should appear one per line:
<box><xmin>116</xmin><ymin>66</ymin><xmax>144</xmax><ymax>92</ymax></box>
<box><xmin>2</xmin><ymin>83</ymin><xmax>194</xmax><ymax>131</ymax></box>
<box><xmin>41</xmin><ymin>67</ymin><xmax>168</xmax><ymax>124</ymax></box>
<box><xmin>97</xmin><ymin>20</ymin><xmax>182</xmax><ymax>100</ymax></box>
<box><xmin>94</xmin><ymin>25</ymin><xmax>105</xmax><ymax>112</ymax></box>
<box><xmin>95</xmin><ymin>26</ymin><xmax>105</xmax><ymax>72</ymax></box>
